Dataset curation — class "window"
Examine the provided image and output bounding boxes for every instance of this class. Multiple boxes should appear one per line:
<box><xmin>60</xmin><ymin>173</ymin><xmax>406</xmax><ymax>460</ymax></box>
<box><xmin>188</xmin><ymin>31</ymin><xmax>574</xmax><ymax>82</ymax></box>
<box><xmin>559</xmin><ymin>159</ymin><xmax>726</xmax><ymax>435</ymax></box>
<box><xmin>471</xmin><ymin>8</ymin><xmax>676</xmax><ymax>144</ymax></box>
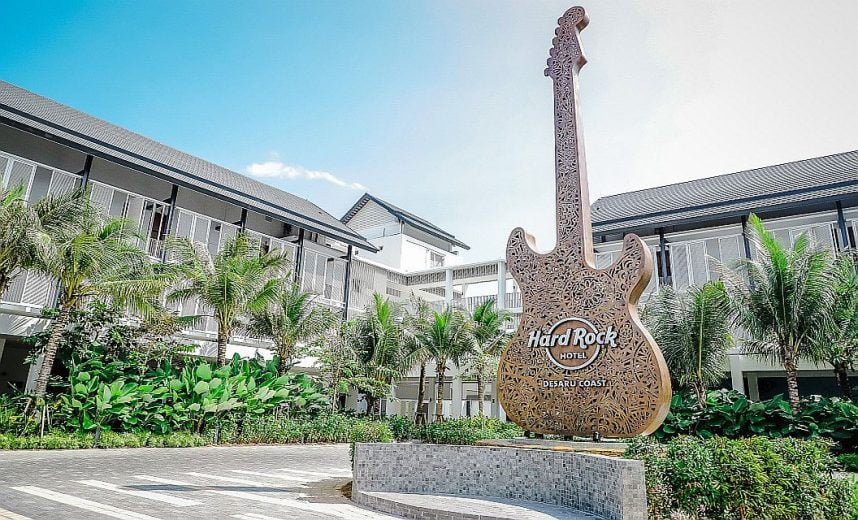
<box><xmin>429</xmin><ymin>251</ymin><xmax>444</xmax><ymax>268</ymax></box>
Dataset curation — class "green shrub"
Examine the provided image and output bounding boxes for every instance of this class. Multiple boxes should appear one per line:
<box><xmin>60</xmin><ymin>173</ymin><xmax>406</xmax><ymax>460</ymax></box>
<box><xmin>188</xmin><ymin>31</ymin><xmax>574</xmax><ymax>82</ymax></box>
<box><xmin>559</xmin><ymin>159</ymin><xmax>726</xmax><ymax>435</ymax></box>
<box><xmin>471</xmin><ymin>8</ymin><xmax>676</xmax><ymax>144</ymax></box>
<box><xmin>840</xmin><ymin>453</ymin><xmax>858</xmax><ymax>472</ymax></box>
<box><xmin>626</xmin><ymin>435</ymin><xmax>851</xmax><ymax>520</ymax></box>
<box><xmin>657</xmin><ymin>390</ymin><xmax>858</xmax><ymax>452</ymax></box>
<box><xmin>419</xmin><ymin>417</ymin><xmax>523</xmax><ymax>445</ymax></box>
<box><xmin>211</xmin><ymin>413</ymin><xmax>393</xmax><ymax>445</ymax></box>
<box><xmin>385</xmin><ymin>415</ymin><xmax>417</xmax><ymax>441</ymax></box>
<box><xmin>850</xmin><ymin>477</ymin><xmax>858</xmax><ymax>520</ymax></box>
<box><xmin>0</xmin><ymin>431</ymin><xmax>209</xmax><ymax>450</ymax></box>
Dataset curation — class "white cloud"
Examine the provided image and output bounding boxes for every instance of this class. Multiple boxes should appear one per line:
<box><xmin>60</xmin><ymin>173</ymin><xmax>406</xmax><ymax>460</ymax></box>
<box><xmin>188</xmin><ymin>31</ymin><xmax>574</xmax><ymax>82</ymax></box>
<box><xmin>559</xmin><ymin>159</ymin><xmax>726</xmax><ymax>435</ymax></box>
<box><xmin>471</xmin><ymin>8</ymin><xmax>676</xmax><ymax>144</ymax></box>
<box><xmin>246</xmin><ymin>160</ymin><xmax>366</xmax><ymax>191</ymax></box>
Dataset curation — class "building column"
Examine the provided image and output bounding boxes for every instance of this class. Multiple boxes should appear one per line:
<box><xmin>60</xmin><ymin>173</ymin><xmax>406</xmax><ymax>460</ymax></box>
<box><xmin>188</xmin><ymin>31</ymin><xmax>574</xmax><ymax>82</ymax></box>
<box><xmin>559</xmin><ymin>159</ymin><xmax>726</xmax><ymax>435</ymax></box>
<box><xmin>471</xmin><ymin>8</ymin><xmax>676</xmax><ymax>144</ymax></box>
<box><xmin>745</xmin><ymin>373</ymin><xmax>760</xmax><ymax>401</ymax></box>
<box><xmin>24</xmin><ymin>354</ymin><xmax>42</xmax><ymax>394</ymax></box>
<box><xmin>444</xmin><ymin>268</ymin><xmax>453</xmax><ymax>308</ymax></box>
<box><xmin>451</xmin><ymin>375</ymin><xmax>463</xmax><ymax>418</ymax></box>
<box><xmin>293</xmin><ymin>229</ymin><xmax>305</xmax><ymax>285</ymax></box>
<box><xmin>239</xmin><ymin>208</ymin><xmax>248</xmax><ymax>233</ymax></box>
<box><xmin>342</xmin><ymin>245</ymin><xmax>354</xmax><ymax>320</ymax></box>
<box><xmin>657</xmin><ymin>228</ymin><xmax>669</xmax><ymax>284</ymax></box>
<box><xmin>0</xmin><ymin>338</ymin><xmax>6</xmax><ymax>369</ymax></box>
<box><xmin>740</xmin><ymin>216</ymin><xmax>753</xmax><ymax>260</ymax></box>
<box><xmin>836</xmin><ymin>201</ymin><xmax>851</xmax><ymax>249</ymax></box>
<box><xmin>729</xmin><ymin>354</ymin><xmax>745</xmax><ymax>396</ymax></box>
<box><xmin>427</xmin><ymin>375</ymin><xmax>437</xmax><ymax>423</ymax></box>
<box><xmin>496</xmin><ymin>260</ymin><xmax>506</xmax><ymax>309</ymax></box>
<box><xmin>160</xmin><ymin>184</ymin><xmax>179</xmax><ymax>261</ymax></box>
<box><xmin>78</xmin><ymin>155</ymin><xmax>93</xmax><ymax>188</ymax></box>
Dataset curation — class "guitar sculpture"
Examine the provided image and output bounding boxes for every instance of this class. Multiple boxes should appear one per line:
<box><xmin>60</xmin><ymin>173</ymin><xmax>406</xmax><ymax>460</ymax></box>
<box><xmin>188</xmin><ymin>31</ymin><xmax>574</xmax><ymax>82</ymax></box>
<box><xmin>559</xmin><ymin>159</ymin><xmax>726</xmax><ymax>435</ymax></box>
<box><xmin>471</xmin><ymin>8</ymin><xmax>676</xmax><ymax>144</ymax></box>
<box><xmin>497</xmin><ymin>6</ymin><xmax>671</xmax><ymax>437</ymax></box>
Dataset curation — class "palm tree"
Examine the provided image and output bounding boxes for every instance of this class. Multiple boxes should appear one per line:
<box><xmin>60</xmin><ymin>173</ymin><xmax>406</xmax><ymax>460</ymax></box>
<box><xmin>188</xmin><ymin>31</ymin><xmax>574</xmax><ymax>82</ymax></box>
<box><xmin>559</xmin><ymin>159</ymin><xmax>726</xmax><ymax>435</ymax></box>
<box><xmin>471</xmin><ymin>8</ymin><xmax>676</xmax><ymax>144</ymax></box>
<box><xmin>0</xmin><ymin>185</ymin><xmax>90</xmax><ymax>296</ymax></box>
<box><xmin>813</xmin><ymin>251</ymin><xmax>858</xmax><ymax>397</ymax></box>
<box><xmin>351</xmin><ymin>293</ymin><xmax>410</xmax><ymax>416</ymax></box>
<box><xmin>461</xmin><ymin>299</ymin><xmax>509</xmax><ymax>416</ymax></box>
<box><xmin>645</xmin><ymin>282</ymin><xmax>733</xmax><ymax>404</ymax></box>
<box><xmin>166</xmin><ymin>233</ymin><xmax>286</xmax><ymax>366</ymax></box>
<box><xmin>402</xmin><ymin>297</ymin><xmax>433</xmax><ymax>424</ymax></box>
<box><xmin>250</xmin><ymin>282</ymin><xmax>334</xmax><ymax>374</ymax></box>
<box><xmin>32</xmin><ymin>216</ymin><xmax>166</xmax><ymax>398</ymax></box>
<box><xmin>725</xmin><ymin>213</ymin><xmax>837</xmax><ymax>411</ymax></box>
<box><xmin>420</xmin><ymin>307</ymin><xmax>472</xmax><ymax>422</ymax></box>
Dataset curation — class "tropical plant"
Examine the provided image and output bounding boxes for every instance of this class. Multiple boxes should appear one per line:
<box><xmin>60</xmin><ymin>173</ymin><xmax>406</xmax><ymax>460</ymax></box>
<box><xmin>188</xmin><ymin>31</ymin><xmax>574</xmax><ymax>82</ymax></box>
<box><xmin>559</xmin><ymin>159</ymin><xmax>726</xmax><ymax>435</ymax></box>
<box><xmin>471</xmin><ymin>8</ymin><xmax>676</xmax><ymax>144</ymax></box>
<box><xmin>813</xmin><ymin>251</ymin><xmax>858</xmax><ymax>397</ymax></box>
<box><xmin>461</xmin><ymin>299</ymin><xmax>509</xmax><ymax>416</ymax></box>
<box><xmin>626</xmin><ymin>435</ymin><xmax>851</xmax><ymax>520</ymax></box>
<box><xmin>31</xmin><ymin>216</ymin><xmax>167</xmax><ymax>399</ymax></box>
<box><xmin>645</xmin><ymin>281</ymin><xmax>733</xmax><ymax>404</ymax></box>
<box><xmin>314</xmin><ymin>321</ymin><xmax>361</xmax><ymax>411</ymax></box>
<box><xmin>420</xmin><ymin>307</ymin><xmax>472</xmax><ymax>422</ymax></box>
<box><xmin>350</xmin><ymin>293</ymin><xmax>410</xmax><ymax>416</ymax></box>
<box><xmin>724</xmin><ymin>214</ymin><xmax>838</xmax><ymax>411</ymax></box>
<box><xmin>166</xmin><ymin>233</ymin><xmax>287</xmax><ymax>365</ymax></box>
<box><xmin>250</xmin><ymin>282</ymin><xmax>334</xmax><ymax>374</ymax></box>
<box><xmin>402</xmin><ymin>297</ymin><xmax>433</xmax><ymax>424</ymax></box>
<box><xmin>0</xmin><ymin>184</ymin><xmax>90</xmax><ymax>297</ymax></box>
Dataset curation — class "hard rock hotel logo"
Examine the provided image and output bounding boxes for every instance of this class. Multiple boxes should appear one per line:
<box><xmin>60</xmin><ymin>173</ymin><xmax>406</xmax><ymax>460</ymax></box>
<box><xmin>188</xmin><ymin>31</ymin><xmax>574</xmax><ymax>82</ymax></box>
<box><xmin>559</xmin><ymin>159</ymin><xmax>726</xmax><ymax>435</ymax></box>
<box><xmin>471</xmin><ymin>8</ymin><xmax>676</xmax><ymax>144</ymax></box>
<box><xmin>527</xmin><ymin>318</ymin><xmax>616</xmax><ymax>371</ymax></box>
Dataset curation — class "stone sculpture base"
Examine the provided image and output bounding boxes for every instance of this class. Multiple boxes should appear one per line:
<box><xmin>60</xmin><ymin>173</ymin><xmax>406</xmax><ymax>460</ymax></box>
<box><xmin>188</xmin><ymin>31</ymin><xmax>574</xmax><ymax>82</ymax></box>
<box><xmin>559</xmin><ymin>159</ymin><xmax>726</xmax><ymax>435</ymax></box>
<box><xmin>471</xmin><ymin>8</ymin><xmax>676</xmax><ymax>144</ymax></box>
<box><xmin>352</xmin><ymin>442</ymin><xmax>647</xmax><ymax>520</ymax></box>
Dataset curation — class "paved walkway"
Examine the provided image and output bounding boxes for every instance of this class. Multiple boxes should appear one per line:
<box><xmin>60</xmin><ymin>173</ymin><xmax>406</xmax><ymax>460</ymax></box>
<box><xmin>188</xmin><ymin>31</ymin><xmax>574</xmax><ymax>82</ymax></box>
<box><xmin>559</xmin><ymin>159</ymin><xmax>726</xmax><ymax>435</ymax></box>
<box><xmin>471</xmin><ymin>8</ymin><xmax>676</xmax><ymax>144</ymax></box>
<box><xmin>0</xmin><ymin>444</ymin><xmax>397</xmax><ymax>520</ymax></box>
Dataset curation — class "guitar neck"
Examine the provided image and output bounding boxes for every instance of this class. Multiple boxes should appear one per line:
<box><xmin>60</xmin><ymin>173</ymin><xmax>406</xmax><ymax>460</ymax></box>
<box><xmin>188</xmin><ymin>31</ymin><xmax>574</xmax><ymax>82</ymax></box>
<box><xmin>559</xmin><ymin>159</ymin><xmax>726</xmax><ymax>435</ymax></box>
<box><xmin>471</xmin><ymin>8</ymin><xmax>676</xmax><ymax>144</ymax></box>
<box><xmin>546</xmin><ymin>7</ymin><xmax>594</xmax><ymax>262</ymax></box>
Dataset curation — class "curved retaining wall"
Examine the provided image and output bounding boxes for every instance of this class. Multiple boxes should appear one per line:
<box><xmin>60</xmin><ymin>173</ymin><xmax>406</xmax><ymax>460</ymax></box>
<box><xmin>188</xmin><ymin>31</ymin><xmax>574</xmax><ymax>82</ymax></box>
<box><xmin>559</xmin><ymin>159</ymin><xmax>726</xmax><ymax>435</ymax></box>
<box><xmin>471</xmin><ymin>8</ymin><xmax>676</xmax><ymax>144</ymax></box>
<box><xmin>352</xmin><ymin>443</ymin><xmax>647</xmax><ymax>520</ymax></box>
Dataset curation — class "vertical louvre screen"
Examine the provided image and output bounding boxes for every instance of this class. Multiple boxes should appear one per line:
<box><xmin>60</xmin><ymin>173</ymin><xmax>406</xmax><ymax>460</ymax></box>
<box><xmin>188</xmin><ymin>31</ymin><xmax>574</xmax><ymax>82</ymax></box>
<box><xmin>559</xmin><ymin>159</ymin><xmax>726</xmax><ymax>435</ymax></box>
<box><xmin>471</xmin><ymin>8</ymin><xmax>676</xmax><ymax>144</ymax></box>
<box><xmin>90</xmin><ymin>183</ymin><xmax>113</xmax><ymax>213</ymax></box>
<box><xmin>49</xmin><ymin>170</ymin><xmax>78</xmax><ymax>196</ymax></box>
<box><xmin>2</xmin><ymin>270</ymin><xmax>26</xmax><ymax>304</ymax></box>
<box><xmin>670</xmin><ymin>244</ymin><xmax>690</xmax><ymax>290</ymax></box>
<box><xmin>7</xmin><ymin>161</ymin><xmax>34</xmax><ymax>195</ymax></box>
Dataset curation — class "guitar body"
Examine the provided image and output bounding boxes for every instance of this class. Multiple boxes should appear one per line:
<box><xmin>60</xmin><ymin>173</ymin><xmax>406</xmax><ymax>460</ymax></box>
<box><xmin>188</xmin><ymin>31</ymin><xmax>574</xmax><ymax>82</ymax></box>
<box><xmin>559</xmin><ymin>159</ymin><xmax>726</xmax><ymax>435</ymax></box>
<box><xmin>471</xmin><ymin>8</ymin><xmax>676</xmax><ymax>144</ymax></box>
<box><xmin>496</xmin><ymin>7</ymin><xmax>671</xmax><ymax>438</ymax></box>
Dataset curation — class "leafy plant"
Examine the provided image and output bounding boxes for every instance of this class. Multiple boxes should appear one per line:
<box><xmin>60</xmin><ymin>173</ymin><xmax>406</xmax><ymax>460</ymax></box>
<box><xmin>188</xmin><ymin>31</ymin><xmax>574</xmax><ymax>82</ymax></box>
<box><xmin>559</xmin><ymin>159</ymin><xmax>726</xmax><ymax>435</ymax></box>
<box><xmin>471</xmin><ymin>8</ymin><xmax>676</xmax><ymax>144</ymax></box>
<box><xmin>656</xmin><ymin>389</ymin><xmax>858</xmax><ymax>452</ymax></box>
<box><xmin>645</xmin><ymin>281</ymin><xmax>733</xmax><ymax>404</ymax></box>
<box><xmin>249</xmin><ymin>282</ymin><xmax>334</xmax><ymax>374</ymax></box>
<box><xmin>626</xmin><ymin>435</ymin><xmax>851</xmax><ymax>520</ymax></box>
<box><xmin>724</xmin><ymin>214</ymin><xmax>838</xmax><ymax>411</ymax></box>
<box><xmin>461</xmin><ymin>299</ymin><xmax>509</xmax><ymax>416</ymax></box>
<box><xmin>419</xmin><ymin>417</ymin><xmax>523</xmax><ymax>445</ymax></box>
<box><xmin>419</xmin><ymin>306</ymin><xmax>472</xmax><ymax>422</ymax></box>
<box><xmin>166</xmin><ymin>233</ymin><xmax>287</xmax><ymax>365</ymax></box>
<box><xmin>31</xmin><ymin>215</ymin><xmax>169</xmax><ymax>398</ymax></box>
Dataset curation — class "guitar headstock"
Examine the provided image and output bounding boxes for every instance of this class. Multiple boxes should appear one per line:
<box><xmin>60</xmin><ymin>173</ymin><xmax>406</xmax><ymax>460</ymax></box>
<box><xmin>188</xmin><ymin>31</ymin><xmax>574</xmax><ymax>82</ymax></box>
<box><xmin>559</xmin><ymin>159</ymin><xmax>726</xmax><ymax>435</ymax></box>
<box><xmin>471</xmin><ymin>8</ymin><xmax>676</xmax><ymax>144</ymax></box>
<box><xmin>545</xmin><ymin>6</ymin><xmax>589</xmax><ymax>79</ymax></box>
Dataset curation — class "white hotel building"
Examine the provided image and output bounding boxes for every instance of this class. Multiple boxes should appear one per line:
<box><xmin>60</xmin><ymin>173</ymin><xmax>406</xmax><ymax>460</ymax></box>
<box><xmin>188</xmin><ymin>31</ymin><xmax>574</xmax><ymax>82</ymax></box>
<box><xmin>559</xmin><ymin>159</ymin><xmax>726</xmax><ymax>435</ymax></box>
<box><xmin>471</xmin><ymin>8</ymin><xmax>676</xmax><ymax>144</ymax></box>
<box><xmin>0</xmin><ymin>80</ymin><xmax>856</xmax><ymax>419</ymax></box>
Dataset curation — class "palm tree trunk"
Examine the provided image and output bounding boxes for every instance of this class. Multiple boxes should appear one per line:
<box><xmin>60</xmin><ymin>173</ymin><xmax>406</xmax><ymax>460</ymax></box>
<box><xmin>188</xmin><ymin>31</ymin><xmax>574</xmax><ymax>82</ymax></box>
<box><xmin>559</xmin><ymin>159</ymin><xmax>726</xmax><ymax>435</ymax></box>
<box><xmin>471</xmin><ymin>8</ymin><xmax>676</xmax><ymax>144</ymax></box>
<box><xmin>216</xmin><ymin>326</ymin><xmax>229</xmax><ymax>366</ymax></box>
<box><xmin>415</xmin><ymin>362</ymin><xmax>426</xmax><ymax>425</ymax></box>
<box><xmin>476</xmin><ymin>374</ymin><xmax>485</xmax><ymax>417</ymax></box>
<box><xmin>33</xmin><ymin>304</ymin><xmax>72</xmax><ymax>399</ymax></box>
<box><xmin>0</xmin><ymin>271</ymin><xmax>11</xmax><ymax>300</ymax></box>
<box><xmin>834</xmin><ymin>362</ymin><xmax>852</xmax><ymax>398</ymax></box>
<box><xmin>784</xmin><ymin>355</ymin><xmax>801</xmax><ymax>411</ymax></box>
<box><xmin>435</xmin><ymin>359</ymin><xmax>446</xmax><ymax>422</ymax></box>
<box><xmin>277</xmin><ymin>340</ymin><xmax>294</xmax><ymax>375</ymax></box>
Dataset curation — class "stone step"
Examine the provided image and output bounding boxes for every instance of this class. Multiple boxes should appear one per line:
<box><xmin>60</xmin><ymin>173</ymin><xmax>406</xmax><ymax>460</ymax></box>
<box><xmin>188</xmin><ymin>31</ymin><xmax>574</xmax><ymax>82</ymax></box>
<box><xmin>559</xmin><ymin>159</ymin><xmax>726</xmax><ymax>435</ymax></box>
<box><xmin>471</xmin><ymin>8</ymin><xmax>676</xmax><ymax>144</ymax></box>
<box><xmin>353</xmin><ymin>490</ymin><xmax>603</xmax><ymax>520</ymax></box>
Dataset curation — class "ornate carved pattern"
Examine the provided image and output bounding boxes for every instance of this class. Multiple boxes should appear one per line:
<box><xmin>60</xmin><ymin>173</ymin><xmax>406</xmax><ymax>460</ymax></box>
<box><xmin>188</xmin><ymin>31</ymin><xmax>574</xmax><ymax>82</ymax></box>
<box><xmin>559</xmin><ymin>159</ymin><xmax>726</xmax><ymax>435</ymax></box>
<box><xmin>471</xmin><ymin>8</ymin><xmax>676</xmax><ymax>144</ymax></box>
<box><xmin>497</xmin><ymin>6</ymin><xmax>671</xmax><ymax>437</ymax></box>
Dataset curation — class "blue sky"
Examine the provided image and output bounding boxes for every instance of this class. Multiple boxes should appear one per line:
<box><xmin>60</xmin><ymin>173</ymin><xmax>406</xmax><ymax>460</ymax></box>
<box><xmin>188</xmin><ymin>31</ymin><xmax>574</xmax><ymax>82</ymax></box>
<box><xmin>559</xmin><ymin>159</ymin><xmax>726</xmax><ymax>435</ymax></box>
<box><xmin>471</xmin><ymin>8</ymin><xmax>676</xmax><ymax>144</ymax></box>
<box><xmin>2</xmin><ymin>1</ymin><xmax>858</xmax><ymax>260</ymax></box>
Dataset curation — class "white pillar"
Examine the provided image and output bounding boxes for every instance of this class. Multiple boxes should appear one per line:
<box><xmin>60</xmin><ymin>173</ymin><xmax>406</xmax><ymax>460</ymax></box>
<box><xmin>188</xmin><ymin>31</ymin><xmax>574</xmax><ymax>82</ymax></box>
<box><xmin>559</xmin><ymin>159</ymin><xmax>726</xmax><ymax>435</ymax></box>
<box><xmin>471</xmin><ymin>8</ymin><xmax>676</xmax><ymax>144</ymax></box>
<box><xmin>25</xmin><ymin>354</ymin><xmax>42</xmax><ymax>394</ymax></box>
<box><xmin>729</xmin><ymin>355</ymin><xmax>745</xmax><ymax>395</ymax></box>
<box><xmin>746</xmin><ymin>373</ymin><xmax>760</xmax><ymax>401</ymax></box>
<box><xmin>428</xmin><ymin>376</ymin><xmax>437</xmax><ymax>423</ymax></box>
<box><xmin>444</xmin><ymin>268</ymin><xmax>453</xmax><ymax>308</ymax></box>
<box><xmin>0</xmin><ymin>338</ymin><xmax>6</xmax><ymax>367</ymax></box>
<box><xmin>497</xmin><ymin>260</ymin><xmax>506</xmax><ymax>309</ymax></box>
<box><xmin>451</xmin><ymin>374</ymin><xmax>463</xmax><ymax>418</ymax></box>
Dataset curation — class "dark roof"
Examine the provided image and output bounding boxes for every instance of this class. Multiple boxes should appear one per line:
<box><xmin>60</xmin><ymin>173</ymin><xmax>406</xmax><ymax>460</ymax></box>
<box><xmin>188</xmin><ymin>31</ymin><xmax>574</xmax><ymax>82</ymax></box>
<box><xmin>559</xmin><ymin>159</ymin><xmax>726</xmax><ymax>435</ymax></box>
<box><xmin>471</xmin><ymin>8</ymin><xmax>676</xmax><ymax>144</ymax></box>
<box><xmin>0</xmin><ymin>81</ymin><xmax>375</xmax><ymax>252</ymax></box>
<box><xmin>591</xmin><ymin>150</ymin><xmax>858</xmax><ymax>235</ymax></box>
<box><xmin>342</xmin><ymin>193</ymin><xmax>470</xmax><ymax>250</ymax></box>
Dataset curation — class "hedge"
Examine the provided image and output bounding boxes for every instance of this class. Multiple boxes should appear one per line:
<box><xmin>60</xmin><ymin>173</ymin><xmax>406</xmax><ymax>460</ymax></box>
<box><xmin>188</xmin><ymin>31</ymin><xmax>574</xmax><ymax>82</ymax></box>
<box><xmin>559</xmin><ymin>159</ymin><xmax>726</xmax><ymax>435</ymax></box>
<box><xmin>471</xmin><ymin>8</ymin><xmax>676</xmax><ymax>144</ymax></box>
<box><xmin>626</xmin><ymin>435</ymin><xmax>852</xmax><ymax>519</ymax></box>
